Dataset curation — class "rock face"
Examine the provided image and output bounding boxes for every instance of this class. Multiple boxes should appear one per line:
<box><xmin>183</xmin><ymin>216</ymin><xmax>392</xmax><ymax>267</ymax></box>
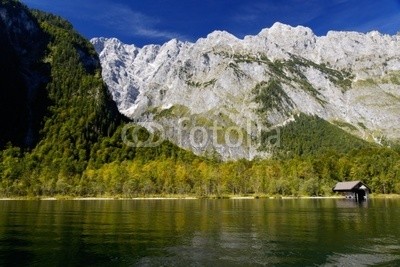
<box><xmin>91</xmin><ymin>23</ymin><xmax>400</xmax><ymax>159</ymax></box>
<box><xmin>0</xmin><ymin>2</ymin><xmax>49</xmax><ymax>148</ymax></box>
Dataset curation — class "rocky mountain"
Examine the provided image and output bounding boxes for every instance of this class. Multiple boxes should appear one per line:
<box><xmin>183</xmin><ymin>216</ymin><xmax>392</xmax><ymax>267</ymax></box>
<box><xmin>92</xmin><ymin>23</ymin><xmax>400</xmax><ymax>160</ymax></box>
<box><xmin>0</xmin><ymin>0</ymin><xmax>124</xmax><ymax>168</ymax></box>
<box><xmin>0</xmin><ymin>0</ymin><xmax>118</xmax><ymax>150</ymax></box>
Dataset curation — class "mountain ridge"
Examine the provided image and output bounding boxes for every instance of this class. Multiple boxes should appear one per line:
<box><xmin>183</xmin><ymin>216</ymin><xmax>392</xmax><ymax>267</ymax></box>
<box><xmin>92</xmin><ymin>23</ymin><xmax>400</xmax><ymax>159</ymax></box>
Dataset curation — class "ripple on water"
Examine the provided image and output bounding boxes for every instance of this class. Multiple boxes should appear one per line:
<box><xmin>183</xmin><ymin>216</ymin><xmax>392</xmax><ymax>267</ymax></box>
<box><xmin>323</xmin><ymin>237</ymin><xmax>400</xmax><ymax>267</ymax></box>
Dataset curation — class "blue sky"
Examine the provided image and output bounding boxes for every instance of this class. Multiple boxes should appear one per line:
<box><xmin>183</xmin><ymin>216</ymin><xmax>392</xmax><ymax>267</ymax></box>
<box><xmin>22</xmin><ymin>0</ymin><xmax>400</xmax><ymax>47</ymax></box>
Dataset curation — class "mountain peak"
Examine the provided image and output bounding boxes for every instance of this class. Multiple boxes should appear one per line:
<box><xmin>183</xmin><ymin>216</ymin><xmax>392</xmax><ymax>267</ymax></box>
<box><xmin>257</xmin><ymin>22</ymin><xmax>314</xmax><ymax>37</ymax></box>
<box><xmin>205</xmin><ymin>30</ymin><xmax>239</xmax><ymax>42</ymax></box>
<box><xmin>162</xmin><ymin>38</ymin><xmax>183</xmax><ymax>49</ymax></box>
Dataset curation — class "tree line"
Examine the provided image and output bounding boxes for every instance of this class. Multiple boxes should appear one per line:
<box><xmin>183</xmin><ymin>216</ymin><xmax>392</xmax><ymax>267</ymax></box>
<box><xmin>1</xmin><ymin>146</ymin><xmax>399</xmax><ymax>197</ymax></box>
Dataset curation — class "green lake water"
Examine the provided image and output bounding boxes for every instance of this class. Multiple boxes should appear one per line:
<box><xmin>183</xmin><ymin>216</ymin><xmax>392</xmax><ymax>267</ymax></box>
<box><xmin>0</xmin><ymin>199</ymin><xmax>399</xmax><ymax>266</ymax></box>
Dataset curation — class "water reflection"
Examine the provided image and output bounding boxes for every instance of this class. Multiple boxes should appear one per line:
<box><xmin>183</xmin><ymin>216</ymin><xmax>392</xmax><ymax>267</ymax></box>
<box><xmin>0</xmin><ymin>199</ymin><xmax>399</xmax><ymax>266</ymax></box>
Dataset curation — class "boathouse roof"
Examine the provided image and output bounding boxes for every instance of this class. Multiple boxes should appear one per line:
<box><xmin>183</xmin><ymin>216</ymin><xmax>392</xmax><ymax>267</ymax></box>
<box><xmin>332</xmin><ymin>181</ymin><xmax>371</xmax><ymax>192</ymax></box>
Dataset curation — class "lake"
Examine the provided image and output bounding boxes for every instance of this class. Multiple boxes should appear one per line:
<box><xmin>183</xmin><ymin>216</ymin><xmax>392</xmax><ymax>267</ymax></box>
<box><xmin>0</xmin><ymin>199</ymin><xmax>399</xmax><ymax>266</ymax></box>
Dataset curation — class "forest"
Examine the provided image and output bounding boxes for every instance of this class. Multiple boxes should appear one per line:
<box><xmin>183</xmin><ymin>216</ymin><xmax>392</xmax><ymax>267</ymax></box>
<box><xmin>0</xmin><ymin>1</ymin><xmax>400</xmax><ymax>198</ymax></box>
<box><xmin>1</xmin><ymin>143</ymin><xmax>400</xmax><ymax>197</ymax></box>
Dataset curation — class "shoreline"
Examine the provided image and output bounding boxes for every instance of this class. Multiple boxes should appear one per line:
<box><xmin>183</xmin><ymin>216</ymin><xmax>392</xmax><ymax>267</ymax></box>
<box><xmin>1</xmin><ymin>194</ymin><xmax>399</xmax><ymax>201</ymax></box>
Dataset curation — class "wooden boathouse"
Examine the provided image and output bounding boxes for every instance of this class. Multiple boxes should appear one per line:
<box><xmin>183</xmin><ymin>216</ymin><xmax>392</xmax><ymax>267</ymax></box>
<box><xmin>332</xmin><ymin>181</ymin><xmax>371</xmax><ymax>201</ymax></box>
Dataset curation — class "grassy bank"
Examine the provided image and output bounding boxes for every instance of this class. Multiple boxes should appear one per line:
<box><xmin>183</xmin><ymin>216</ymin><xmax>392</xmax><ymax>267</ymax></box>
<box><xmin>3</xmin><ymin>194</ymin><xmax>400</xmax><ymax>201</ymax></box>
